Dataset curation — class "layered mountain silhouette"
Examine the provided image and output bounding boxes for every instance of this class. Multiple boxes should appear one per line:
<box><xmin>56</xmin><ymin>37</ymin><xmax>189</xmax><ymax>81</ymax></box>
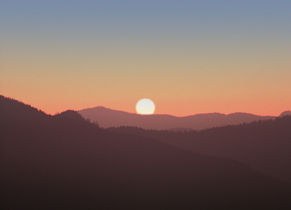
<box><xmin>1</xmin><ymin>95</ymin><xmax>291</xmax><ymax>209</ymax></box>
<box><xmin>109</xmin><ymin>116</ymin><xmax>291</xmax><ymax>185</ymax></box>
<box><xmin>280</xmin><ymin>110</ymin><xmax>291</xmax><ymax>117</ymax></box>
<box><xmin>78</xmin><ymin>106</ymin><xmax>275</xmax><ymax>130</ymax></box>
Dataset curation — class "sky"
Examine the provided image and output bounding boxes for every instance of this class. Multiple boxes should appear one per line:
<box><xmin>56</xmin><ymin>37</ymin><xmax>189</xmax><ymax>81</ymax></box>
<box><xmin>1</xmin><ymin>0</ymin><xmax>291</xmax><ymax>116</ymax></box>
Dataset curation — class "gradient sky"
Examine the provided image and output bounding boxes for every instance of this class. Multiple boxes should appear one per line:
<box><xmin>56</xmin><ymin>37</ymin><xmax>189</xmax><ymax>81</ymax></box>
<box><xmin>1</xmin><ymin>0</ymin><xmax>291</xmax><ymax>116</ymax></box>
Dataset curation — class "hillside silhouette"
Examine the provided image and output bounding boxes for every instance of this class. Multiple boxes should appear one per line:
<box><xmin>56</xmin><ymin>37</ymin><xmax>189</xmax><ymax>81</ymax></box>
<box><xmin>0</xmin><ymin>95</ymin><xmax>47</xmax><ymax>122</ymax></box>
<box><xmin>1</xmin><ymin>95</ymin><xmax>291</xmax><ymax>209</ymax></box>
<box><xmin>109</xmin><ymin>116</ymin><xmax>291</xmax><ymax>184</ymax></box>
<box><xmin>280</xmin><ymin>110</ymin><xmax>291</xmax><ymax>117</ymax></box>
<box><xmin>78</xmin><ymin>106</ymin><xmax>275</xmax><ymax>130</ymax></box>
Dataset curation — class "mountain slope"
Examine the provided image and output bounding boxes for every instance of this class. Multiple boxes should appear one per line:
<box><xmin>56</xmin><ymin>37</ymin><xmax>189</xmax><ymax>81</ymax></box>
<box><xmin>280</xmin><ymin>110</ymin><xmax>291</xmax><ymax>117</ymax></box>
<box><xmin>109</xmin><ymin>116</ymin><xmax>291</xmax><ymax>184</ymax></box>
<box><xmin>78</xmin><ymin>106</ymin><xmax>275</xmax><ymax>130</ymax></box>
<box><xmin>0</xmin><ymin>95</ymin><xmax>48</xmax><ymax>122</ymax></box>
<box><xmin>1</xmin><ymin>96</ymin><xmax>290</xmax><ymax>209</ymax></box>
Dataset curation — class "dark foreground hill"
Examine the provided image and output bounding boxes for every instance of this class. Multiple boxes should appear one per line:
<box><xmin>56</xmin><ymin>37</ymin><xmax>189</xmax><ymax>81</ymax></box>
<box><xmin>78</xmin><ymin>106</ymin><xmax>275</xmax><ymax>130</ymax></box>
<box><xmin>1</xmin><ymin>96</ymin><xmax>291</xmax><ymax>209</ymax></box>
<box><xmin>109</xmin><ymin>116</ymin><xmax>291</xmax><ymax>184</ymax></box>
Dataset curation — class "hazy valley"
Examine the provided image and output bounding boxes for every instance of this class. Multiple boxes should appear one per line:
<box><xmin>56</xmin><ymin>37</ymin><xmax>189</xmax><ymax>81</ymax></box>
<box><xmin>78</xmin><ymin>106</ymin><xmax>277</xmax><ymax>130</ymax></box>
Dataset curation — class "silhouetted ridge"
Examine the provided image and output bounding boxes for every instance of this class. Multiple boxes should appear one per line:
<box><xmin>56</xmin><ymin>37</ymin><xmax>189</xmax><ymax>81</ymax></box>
<box><xmin>2</xmin><ymin>96</ymin><xmax>291</xmax><ymax>209</ymax></box>
<box><xmin>280</xmin><ymin>110</ymin><xmax>291</xmax><ymax>117</ymax></box>
<box><xmin>0</xmin><ymin>95</ymin><xmax>48</xmax><ymax>122</ymax></box>
<box><xmin>78</xmin><ymin>106</ymin><xmax>275</xmax><ymax>130</ymax></box>
<box><xmin>109</xmin><ymin>116</ymin><xmax>291</xmax><ymax>184</ymax></box>
<box><xmin>54</xmin><ymin>110</ymin><xmax>86</xmax><ymax>121</ymax></box>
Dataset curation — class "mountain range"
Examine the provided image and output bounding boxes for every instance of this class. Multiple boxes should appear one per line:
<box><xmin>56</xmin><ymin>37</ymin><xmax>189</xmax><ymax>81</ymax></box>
<box><xmin>78</xmin><ymin>106</ymin><xmax>279</xmax><ymax>130</ymax></box>
<box><xmin>108</xmin><ymin>117</ymin><xmax>291</xmax><ymax>185</ymax></box>
<box><xmin>1</xmin><ymin>95</ymin><xmax>291</xmax><ymax>209</ymax></box>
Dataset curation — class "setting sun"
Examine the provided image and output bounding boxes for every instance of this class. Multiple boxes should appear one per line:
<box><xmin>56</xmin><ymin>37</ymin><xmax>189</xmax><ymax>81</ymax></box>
<box><xmin>135</xmin><ymin>99</ymin><xmax>155</xmax><ymax>115</ymax></box>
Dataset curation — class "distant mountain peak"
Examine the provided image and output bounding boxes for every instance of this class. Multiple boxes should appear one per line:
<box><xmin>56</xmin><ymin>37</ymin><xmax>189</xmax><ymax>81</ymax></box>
<box><xmin>78</xmin><ymin>106</ymin><xmax>276</xmax><ymax>130</ymax></box>
<box><xmin>280</xmin><ymin>110</ymin><xmax>291</xmax><ymax>117</ymax></box>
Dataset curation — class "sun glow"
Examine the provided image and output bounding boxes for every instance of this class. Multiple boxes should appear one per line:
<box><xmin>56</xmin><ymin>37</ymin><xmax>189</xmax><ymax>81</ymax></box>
<box><xmin>135</xmin><ymin>99</ymin><xmax>155</xmax><ymax>115</ymax></box>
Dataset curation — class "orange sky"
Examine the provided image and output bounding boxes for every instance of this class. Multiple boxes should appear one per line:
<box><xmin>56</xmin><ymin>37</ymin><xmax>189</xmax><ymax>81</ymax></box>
<box><xmin>1</xmin><ymin>1</ymin><xmax>291</xmax><ymax>116</ymax></box>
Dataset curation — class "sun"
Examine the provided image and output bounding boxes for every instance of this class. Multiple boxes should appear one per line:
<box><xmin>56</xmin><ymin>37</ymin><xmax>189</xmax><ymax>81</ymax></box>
<box><xmin>136</xmin><ymin>99</ymin><xmax>155</xmax><ymax>115</ymax></box>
